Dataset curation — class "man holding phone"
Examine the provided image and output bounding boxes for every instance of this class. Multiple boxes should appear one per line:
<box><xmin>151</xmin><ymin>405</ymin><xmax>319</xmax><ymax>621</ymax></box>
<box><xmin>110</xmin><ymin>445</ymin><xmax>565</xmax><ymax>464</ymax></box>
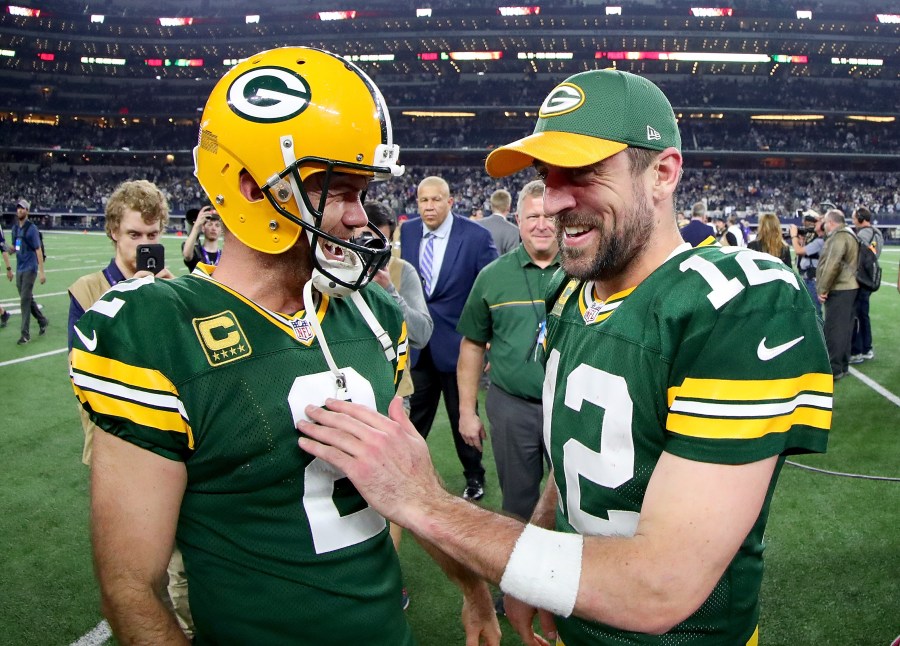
<box><xmin>182</xmin><ymin>205</ymin><xmax>223</xmax><ymax>272</ymax></box>
<box><xmin>65</xmin><ymin>178</ymin><xmax>195</xmax><ymax>635</ymax></box>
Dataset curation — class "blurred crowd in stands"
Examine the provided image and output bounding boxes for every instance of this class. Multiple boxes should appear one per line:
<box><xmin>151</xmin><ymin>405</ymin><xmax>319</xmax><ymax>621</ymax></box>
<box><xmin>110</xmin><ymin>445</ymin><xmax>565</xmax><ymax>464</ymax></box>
<box><xmin>1</xmin><ymin>115</ymin><xmax>897</xmax><ymax>157</ymax></box>
<box><xmin>3</xmin><ymin>75</ymin><xmax>898</xmax><ymax>116</ymax></box>
<box><xmin>2</xmin><ymin>164</ymin><xmax>898</xmax><ymax>227</ymax></box>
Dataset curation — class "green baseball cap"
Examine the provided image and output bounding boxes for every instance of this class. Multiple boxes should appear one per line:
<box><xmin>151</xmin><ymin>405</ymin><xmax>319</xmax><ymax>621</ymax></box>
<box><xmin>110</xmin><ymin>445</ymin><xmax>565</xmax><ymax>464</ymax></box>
<box><xmin>485</xmin><ymin>70</ymin><xmax>681</xmax><ymax>178</ymax></box>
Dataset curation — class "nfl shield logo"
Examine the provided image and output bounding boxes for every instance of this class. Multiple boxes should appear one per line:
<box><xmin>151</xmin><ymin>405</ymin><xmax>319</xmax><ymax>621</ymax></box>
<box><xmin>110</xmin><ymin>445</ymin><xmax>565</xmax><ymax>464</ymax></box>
<box><xmin>583</xmin><ymin>303</ymin><xmax>603</xmax><ymax>324</ymax></box>
<box><xmin>290</xmin><ymin>318</ymin><xmax>315</xmax><ymax>343</ymax></box>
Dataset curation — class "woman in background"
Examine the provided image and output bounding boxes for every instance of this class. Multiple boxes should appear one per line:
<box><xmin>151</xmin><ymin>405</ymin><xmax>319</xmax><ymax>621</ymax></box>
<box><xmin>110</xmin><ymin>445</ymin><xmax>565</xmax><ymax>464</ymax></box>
<box><xmin>749</xmin><ymin>212</ymin><xmax>792</xmax><ymax>265</ymax></box>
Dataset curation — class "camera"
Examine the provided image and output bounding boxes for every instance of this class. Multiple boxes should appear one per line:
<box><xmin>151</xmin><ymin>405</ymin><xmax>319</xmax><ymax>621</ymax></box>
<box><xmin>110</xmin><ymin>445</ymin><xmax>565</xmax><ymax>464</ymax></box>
<box><xmin>796</xmin><ymin>226</ymin><xmax>814</xmax><ymax>236</ymax></box>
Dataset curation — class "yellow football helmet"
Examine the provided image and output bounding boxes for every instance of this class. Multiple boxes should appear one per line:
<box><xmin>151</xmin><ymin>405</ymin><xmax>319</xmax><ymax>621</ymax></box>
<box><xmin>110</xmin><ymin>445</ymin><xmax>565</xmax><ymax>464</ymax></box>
<box><xmin>193</xmin><ymin>47</ymin><xmax>403</xmax><ymax>293</ymax></box>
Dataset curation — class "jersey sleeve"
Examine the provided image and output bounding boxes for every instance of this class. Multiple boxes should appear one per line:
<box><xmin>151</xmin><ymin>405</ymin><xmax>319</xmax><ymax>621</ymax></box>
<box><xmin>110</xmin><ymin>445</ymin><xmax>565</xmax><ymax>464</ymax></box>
<box><xmin>69</xmin><ymin>277</ymin><xmax>193</xmax><ymax>461</ymax></box>
<box><xmin>663</xmin><ymin>248</ymin><xmax>832</xmax><ymax>464</ymax></box>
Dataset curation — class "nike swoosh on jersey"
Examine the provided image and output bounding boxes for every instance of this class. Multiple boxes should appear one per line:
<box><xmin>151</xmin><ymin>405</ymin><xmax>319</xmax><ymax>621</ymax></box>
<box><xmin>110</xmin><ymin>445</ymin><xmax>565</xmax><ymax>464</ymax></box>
<box><xmin>75</xmin><ymin>327</ymin><xmax>98</xmax><ymax>352</ymax></box>
<box><xmin>757</xmin><ymin>335</ymin><xmax>804</xmax><ymax>361</ymax></box>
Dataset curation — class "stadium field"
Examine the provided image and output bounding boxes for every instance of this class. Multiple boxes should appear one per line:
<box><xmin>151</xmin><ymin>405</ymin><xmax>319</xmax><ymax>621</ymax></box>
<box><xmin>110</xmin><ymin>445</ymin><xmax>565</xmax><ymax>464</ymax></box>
<box><xmin>1</xmin><ymin>231</ymin><xmax>897</xmax><ymax>646</ymax></box>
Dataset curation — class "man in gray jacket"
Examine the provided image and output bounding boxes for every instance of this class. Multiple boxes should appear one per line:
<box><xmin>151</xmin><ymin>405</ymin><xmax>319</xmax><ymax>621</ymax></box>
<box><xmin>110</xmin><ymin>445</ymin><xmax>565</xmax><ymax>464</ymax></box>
<box><xmin>478</xmin><ymin>189</ymin><xmax>520</xmax><ymax>255</ymax></box>
<box><xmin>816</xmin><ymin>209</ymin><xmax>858</xmax><ymax>380</ymax></box>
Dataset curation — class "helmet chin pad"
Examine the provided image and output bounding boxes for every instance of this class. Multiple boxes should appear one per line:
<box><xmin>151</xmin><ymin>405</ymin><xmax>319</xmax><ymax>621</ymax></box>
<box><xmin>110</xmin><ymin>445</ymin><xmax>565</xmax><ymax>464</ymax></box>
<box><xmin>308</xmin><ymin>228</ymin><xmax>391</xmax><ymax>297</ymax></box>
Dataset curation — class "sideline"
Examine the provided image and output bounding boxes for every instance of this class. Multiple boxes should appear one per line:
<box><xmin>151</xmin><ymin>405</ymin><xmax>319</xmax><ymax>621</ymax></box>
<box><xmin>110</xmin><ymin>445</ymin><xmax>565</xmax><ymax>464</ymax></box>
<box><xmin>0</xmin><ymin>346</ymin><xmax>67</xmax><ymax>368</ymax></box>
<box><xmin>68</xmin><ymin>620</ymin><xmax>111</xmax><ymax>646</ymax></box>
<box><xmin>848</xmin><ymin>365</ymin><xmax>900</xmax><ymax>407</ymax></box>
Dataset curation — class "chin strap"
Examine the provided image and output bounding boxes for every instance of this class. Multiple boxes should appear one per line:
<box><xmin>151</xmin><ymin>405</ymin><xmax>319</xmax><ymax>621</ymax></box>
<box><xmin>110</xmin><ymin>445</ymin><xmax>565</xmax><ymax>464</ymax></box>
<box><xmin>303</xmin><ymin>273</ymin><xmax>397</xmax><ymax>401</ymax></box>
<box><xmin>349</xmin><ymin>290</ymin><xmax>396</xmax><ymax>362</ymax></box>
<box><xmin>303</xmin><ymin>276</ymin><xmax>349</xmax><ymax>400</ymax></box>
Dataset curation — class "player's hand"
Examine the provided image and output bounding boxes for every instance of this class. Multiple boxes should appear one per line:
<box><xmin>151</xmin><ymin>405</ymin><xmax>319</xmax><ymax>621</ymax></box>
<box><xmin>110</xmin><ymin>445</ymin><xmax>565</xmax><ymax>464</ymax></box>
<box><xmin>7</xmin><ymin>267</ymin><xmax>14</xmax><ymax>281</ymax></box>
<box><xmin>818</xmin><ymin>292</ymin><xmax>828</xmax><ymax>303</ymax></box>
<box><xmin>38</xmin><ymin>269</ymin><xmax>46</xmax><ymax>285</ymax></box>
<box><xmin>133</xmin><ymin>267</ymin><xmax>175</xmax><ymax>281</ymax></box>
<box><xmin>194</xmin><ymin>205</ymin><xmax>216</xmax><ymax>231</ymax></box>
<box><xmin>372</xmin><ymin>267</ymin><xmax>391</xmax><ymax>290</ymax></box>
<box><xmin>461</xmin><ymin>582</ymin><xmax>502</xmax><ymax>646</ymax></box>
<box><xmin>459</xmin><ymin>411</ymin><xmax>486</xmax><ymax>451</ymax></box>
<box><xmin>505</xmin><ymin>595</ymin><xmax>557</xmax><ymax>646</ymax></box>
<box><xmin>298</xmin><ymin>396</ymin><xmax>445</xmax><ymax>528</ymax></box>
<box><xmin>789</xmin><ymin>224</ymin><xmax>798</xmax><ymax>238</ymax></box>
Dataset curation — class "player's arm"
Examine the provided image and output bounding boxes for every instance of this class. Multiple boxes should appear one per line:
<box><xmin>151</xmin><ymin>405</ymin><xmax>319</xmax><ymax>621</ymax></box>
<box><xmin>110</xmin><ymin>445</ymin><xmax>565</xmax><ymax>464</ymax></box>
<box><xmin>33</xmin><ymin>227</ymin><xmax>45</xmax><ymax>283</ymax></box>
<box><xmin>413</xmin><ymin>534</ymin><xmax>501</xmax><ymax>646</ymax></box>
<box><xmin>91</xmin><ymin>430</ymin><xmax>190</xmax><ymax>645</ymax></box>
<box><xmin>457</xmin><ymin>337</ymin><xmax>488</xmax><ymax>450</ymax></box>
<box><xmin>298</xmin><ymin>399</ymin><xmax>777</xmax><ymax>635</ymax></box>
<box><xmin>3</xmin><ymin>247</ymin><xmax>12</xmax><ymax>281</ymax></box>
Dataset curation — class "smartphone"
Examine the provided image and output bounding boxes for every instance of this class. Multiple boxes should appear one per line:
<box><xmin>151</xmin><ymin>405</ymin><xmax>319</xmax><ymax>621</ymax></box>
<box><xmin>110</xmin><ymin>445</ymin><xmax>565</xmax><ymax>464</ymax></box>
<box><xmin>136</xmin><ymin>244</ymin><xmax>165</xmax><ymax>275</ymax></box>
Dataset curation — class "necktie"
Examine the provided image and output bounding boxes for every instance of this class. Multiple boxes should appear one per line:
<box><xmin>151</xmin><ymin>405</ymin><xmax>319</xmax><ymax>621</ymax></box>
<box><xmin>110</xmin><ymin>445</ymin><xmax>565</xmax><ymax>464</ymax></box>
<box><xmin>421</xmin><ymin>233</ymin><xmax>435</xmax><ymax>296</ymax></box>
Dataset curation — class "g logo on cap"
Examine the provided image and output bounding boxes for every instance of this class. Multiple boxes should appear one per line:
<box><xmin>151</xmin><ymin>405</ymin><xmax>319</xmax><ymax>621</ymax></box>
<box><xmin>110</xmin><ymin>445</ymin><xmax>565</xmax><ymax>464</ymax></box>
<box><xmin>539</xmin><ymin>83</ymin><xmax>584</xmax><ymax>118</ymax></box>
<box><xmin>227</xmin><ymin>66</ymin><xmax>311</xmax><ymax>123</ymax></box>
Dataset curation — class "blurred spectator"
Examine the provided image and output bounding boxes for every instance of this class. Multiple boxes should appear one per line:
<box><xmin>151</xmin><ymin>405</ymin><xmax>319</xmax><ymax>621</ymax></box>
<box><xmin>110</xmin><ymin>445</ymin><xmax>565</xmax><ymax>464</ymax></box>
<box><xmin>680</xmin><ymin>201</ymin><xmax>716</xmax><ymax>246</ymax></box>
<box><xmin>816</xmin><ymin>209</ymin><xmax>858</xmax><ymax>380</ymax></box>
<box><xmin>789</xmin><ymin>211</ymin><xmax>825</xmax><ymax>317</ymax></box>
<box><xmin>748</xmin><ymin>213</ymin><xmax>791</xmax><ymax>264</ymax></box>
<box><xmin>479</xmin><ymin>189</ymin><xmax>520</xmax><ymax>255</ymax></box>
<box><xmin>182</xmin><ymin>205</ymin><xmax>223</xmax><ymax>272</ymax></box>
<box><xmin>9</xmin><ymin>198</ymin><xmax>48</xmax><ymax>345</ymax></box>
<box><xmin>849</xmin><ymin>206</ymin><xmax>883</xmax><ymax>364</ymax></box>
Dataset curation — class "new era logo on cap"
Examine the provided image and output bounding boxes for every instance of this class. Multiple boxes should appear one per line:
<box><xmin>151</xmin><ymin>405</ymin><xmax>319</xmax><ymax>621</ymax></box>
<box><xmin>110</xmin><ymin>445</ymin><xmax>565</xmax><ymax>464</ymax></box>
<box><xmin>647</xmin><ymin>126</ymin><xmax>661</xmax><ymax>141</ymax></box>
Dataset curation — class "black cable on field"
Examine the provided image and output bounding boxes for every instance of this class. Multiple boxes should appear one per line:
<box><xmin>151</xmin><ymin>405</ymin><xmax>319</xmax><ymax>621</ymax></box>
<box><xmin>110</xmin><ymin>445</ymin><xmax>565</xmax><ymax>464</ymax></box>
<box><xmin>785</xmin><ymin>460</ymin><xmax>900</xmax><ymax>482</ymax></box>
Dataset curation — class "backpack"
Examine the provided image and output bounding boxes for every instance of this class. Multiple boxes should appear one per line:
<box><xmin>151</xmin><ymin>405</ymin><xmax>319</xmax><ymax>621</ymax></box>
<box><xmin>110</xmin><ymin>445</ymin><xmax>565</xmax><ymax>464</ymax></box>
<box><xmin>842</xmin><ymin>228</ymin><xmax>881</xmax><ymax>291</ymax></box>
<box><xmin>25</xmin><ymin>220</ymin><xmax>47</xmax><ymax>263</ymax></box>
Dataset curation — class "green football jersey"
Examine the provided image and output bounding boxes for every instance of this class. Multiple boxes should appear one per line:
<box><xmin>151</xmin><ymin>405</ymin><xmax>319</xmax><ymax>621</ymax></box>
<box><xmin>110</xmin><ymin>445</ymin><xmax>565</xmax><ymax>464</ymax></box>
<box><xmin>70</xmin><ymin>270</ymin><xmax>413</xmax><ymax>645</ymax></box>
<box><xmin>544</xmin><ymin>244</ymin><xmax>831</xmax><ymax>646</ymax></box>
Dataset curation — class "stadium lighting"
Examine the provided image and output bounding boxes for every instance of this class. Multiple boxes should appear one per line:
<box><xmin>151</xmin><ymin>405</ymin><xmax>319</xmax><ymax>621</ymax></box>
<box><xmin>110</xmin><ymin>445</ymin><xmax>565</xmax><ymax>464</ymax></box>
<box><xmin>245</xmin><ymin>15</ymin><xmax>259</xmax><ymax>24</ymax></box>
<box><xmin>796</xmin><ymin>10</ymin><xmax>812</xmax><ymax>19</ymax></box>
<box><xmin>90</xmin><ymin>14</ymin><xmax>104</xmax><ymax>23</ymax></box>
<box><xmin>690</xmin><ymin>8</ymin><xmax>734</xmax><ymax>17</ymax></box>
<box><xmin>37</xmin><ymin>52</ymin><xmax>54</xmax><ymax>61</ymax></box>
<box><xmin>344</xmin><ymin>53</ymin><xmax>395</xmax><ymax>62</ymax></box>
<box><xmin>601</xmin><ymin>51</ymin><xmax>769</xmax><ymax>63</ymax></box>
<box><xmin>751</xmin><ymin>114</ymin><xmax>825</xmax><ymax>121</ymax></box>
<box><xmin>81</xmin><ymin>57</ymin><xmax>126</xmax><ymax>65</ymax></box>
<box><xmin>0</xmin><ymin>49</ymin><xmax>14</xmax><ymax>57</ymax></box>
<box><xmin>416</xmin><ymin>8</ymin><xmax>432</xmax><ymax>17</ymax></box>
<box><xmin>158</xmin><ymin>17</ymin><xmax>194</xmax><ymax>26</ymax></box>
<box><xmin>606</xmin><ymin>6</ymin><xmax>622</xmax><ymax>15</ymax></box>
<box><xmin>772</xmin><ymin>55</ymin><xmax>808</xmax><ymax>64</ymax></box>
<box><xmin>498</xmin><ymin>6</ymin><xmax>540</xmax><ymax>16</ymax></box>
<box><xmin>847</xmin><ymin>115</ymin><xmax>894</xmax><ymax>123</ymax></box>
<box><xmin>517</xmin><ymin>52</ymin><xmax>573</xmax><ymax>60</ymax></box>
<box><xmin>875</xmin><ymin>13</ymin><xmax>900</xmax><ymax>23</ymax></box>
<box><xmin>318</xmin><ymin>11</ymin><xmax>356</xmax><ymax>20</ymax></box>
<box><xmin>7</xmin><ymin>5</ymin><xmax>40</xmax><ymax>16</ymax></box>
<box><xmin>402</xmin><ymin>111</ymin><xmax>476</xmax><ymax>118</ymax></box>
<box><xmin>831</xmin><ymin>57</ymin><xmax>883</xmax><ymax>66</ymax></box>
<box><xmin>449</xmin><ymin>51</ymin><xmax>503</xmax><ymax>61</ymax></box>
<box><xmin>224</xmin><ymin>58</ymin><xmax>248</xmax><ymax>66</ymax></box>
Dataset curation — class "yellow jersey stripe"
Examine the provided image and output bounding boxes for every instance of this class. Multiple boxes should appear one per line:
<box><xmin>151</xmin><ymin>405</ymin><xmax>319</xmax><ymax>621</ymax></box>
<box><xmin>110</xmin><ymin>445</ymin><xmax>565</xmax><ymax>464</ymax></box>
<box><xmin>667</xmin><ymin>406</ymin><xmax>832</xmax><ymax>439</ymax></box>
<box><xmin>71</xmin><ymin>348</ymin><xmax>178</xmax><ymax>394</ymax></box>
<box><xmin>668</xmin><ymin>373</ymin><xmax>834</xmax><ymax>405</ymax></box>
<box><xmin>73</xmin><ymin>389</ymin><xmax>194</xmax><ymax>448</ymax></box>
<box><xmin>489</xmin><ymin>299</ymin><xmax>543</xmax><ymax>309</ymax></box>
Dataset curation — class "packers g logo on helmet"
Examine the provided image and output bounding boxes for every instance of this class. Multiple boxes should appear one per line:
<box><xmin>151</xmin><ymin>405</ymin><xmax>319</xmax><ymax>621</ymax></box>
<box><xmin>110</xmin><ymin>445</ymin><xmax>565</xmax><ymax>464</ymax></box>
<box><xmin>227</xmin><ymin>67</ymin><xmax>311</xmax><ymax>123</ymax></box>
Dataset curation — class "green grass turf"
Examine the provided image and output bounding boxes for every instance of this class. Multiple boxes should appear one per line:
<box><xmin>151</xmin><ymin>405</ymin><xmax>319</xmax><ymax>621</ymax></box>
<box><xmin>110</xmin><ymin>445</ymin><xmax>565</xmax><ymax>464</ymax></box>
<box><xmin>1</xmin><ymin>233</ymin><xmax>897</xmax><ymax>645</ymax></box>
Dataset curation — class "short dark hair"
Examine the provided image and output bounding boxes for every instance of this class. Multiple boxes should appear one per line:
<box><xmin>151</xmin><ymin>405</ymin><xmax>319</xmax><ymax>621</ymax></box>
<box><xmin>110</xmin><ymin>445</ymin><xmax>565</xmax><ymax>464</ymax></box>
<box><xmin>854</xmin><ymin>206</ymin><xmax>872</xmax><ymax>223</ymax></box>
<box><xmin>363</xmin><ymin>202</ymin><xmax>397</xmax><ymax>238</ymax></box>
<box><xmin>627</xmin><ymin>147</ymin><xmax>659</xmax><ymax>176</ymax></box>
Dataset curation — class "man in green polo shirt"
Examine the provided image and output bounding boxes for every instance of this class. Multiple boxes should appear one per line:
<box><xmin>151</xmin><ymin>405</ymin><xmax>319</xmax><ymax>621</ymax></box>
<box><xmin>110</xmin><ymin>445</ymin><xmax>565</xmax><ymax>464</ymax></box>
<box><xmin>457</xmin><ymin>179</ymin><xmax>559</xmax><ymax>522</ymax></box>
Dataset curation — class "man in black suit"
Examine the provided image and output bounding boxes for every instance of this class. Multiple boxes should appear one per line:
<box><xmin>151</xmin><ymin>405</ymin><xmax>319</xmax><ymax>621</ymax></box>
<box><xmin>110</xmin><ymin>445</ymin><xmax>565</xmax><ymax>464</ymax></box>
<box><xmin>400</xmin><ymin>176</ymin><xmax>498</xmax><ymax>500</ymax></box>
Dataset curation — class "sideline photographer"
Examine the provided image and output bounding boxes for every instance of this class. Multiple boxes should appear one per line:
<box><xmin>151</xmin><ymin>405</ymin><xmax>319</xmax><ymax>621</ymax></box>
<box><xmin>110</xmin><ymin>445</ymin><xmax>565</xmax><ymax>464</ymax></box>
<box><xmin>789</xmin><ymin>209</ymin><xmax>824</xmax><ymax>316</ymax></box>
<box><xmin>182</xmin><ymin>204</ymin><xmax>223</xmax><ymax>272</ymax></box>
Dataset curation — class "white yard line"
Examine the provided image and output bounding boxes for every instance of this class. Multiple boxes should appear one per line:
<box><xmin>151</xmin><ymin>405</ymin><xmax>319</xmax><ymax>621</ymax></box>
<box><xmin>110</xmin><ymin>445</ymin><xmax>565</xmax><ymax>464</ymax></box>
<box><xmin>68</xmin><ymin>620</ymin><xmax>111</xmax><ymax>646</ymax></box>
<box><xmin>848</xmin><ymin>366</ymin><xmax>900</xmax><ymax>408</ymax></box>
<box><xmin>0</xmin><ymin>347</ymin><xmax>67</xmax><ymax>367</ymax></box>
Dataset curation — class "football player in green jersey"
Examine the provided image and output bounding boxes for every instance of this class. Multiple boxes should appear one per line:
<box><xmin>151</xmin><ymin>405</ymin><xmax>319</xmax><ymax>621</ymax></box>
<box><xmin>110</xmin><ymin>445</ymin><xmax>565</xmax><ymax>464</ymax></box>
<box><xmin>298</xmin><ymin>69</ymin><xmax>832</xmax><ymax>646</ymax></box>
<box><xmin>71</xmin><ymin>47</ymin><xmax>498</xmax><ymax>646</ymax></box>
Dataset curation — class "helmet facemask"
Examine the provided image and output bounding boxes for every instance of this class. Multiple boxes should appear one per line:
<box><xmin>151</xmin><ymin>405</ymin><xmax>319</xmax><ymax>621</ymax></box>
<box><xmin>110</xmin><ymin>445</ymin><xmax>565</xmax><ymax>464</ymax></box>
<box><xmin>262</xmin><ymin>147</ymin><xmax>397</xmax><ymax>297</ymax></box>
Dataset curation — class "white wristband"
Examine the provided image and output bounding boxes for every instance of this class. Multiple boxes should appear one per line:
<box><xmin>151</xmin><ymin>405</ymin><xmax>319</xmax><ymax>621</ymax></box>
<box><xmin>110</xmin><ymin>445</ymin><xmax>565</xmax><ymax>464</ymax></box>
<box><xmin>499</xmin><ymin>524</ymin><xmax>584</xmax><ymax>617</ymax></box>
